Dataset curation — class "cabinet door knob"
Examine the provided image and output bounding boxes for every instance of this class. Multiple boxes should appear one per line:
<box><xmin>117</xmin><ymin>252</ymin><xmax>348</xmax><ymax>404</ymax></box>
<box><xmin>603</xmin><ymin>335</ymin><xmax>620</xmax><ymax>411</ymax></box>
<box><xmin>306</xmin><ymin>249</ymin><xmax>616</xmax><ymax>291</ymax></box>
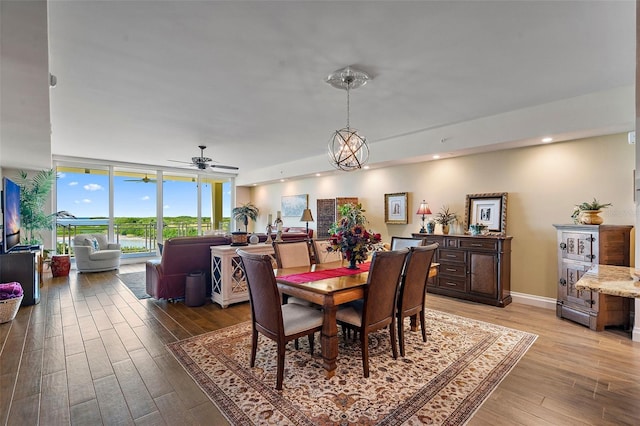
<box><xmin>559</xmin><ymin>242</ymin><xmax>567</xmax><ymax>250</ymax></box>
<box><xmin>559</xmin><ymin>278</ymin><xmax>567</xmax><ymax>286</ymax></box>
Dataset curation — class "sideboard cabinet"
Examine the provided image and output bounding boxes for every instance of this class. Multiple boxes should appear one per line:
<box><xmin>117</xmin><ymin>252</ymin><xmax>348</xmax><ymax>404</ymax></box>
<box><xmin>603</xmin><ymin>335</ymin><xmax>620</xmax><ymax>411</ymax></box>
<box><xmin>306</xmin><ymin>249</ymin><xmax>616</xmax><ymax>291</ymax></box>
<box><xmin>412</xmin><ymin>233</ymin><xmax>512</xmax><ymax>307</ymax></box>
<box><xmin>553</xmin><ymin>224</ymin><xmax>632</xmax><ymax>331</ymax></box>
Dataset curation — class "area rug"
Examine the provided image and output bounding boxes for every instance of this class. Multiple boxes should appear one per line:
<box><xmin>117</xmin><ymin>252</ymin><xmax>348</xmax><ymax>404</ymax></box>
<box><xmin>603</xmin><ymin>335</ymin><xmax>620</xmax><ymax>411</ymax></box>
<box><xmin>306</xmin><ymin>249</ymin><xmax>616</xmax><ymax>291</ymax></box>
<box><xmin>167</xmin><ymin>309</ymin><xmax>537</xmax><ymax>425</ymax></box>
<box><xmin>117</xmin><ymin>272</ymin><xmax>150</xmax><ymax>299</ymax></box>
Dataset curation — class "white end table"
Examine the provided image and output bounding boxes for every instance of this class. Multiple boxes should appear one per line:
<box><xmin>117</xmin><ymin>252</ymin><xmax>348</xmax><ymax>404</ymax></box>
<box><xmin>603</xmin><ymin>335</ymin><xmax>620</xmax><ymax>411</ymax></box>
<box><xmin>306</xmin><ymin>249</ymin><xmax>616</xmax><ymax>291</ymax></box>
<box><xmin>210</xmin><ymin>244</ymin><xmax>275</xmax><ymax>308</ymax></box>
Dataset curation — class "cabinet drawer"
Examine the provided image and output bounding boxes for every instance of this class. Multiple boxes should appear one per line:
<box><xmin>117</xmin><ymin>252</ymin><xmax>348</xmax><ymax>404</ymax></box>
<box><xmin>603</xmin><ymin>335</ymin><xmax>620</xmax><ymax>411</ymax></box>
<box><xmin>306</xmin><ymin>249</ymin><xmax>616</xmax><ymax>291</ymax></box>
<box><xmin>460</xmin><ymin>239</ymin><xmax>497</xmax><ymax>250</ymax></box>
<box><xmin>439</xmin><ymin>249</ymin><xmax>465</xmax><ymax>262</ymax></box>
<box><xmin>439</xmin><ymin>263</ymin><xmax>466</xmax><ymax>277</ymax></box>
<box><xmin>437</xmin><ymin>276</ymin><xmax>466</xmax><ymax>292</ymax></box>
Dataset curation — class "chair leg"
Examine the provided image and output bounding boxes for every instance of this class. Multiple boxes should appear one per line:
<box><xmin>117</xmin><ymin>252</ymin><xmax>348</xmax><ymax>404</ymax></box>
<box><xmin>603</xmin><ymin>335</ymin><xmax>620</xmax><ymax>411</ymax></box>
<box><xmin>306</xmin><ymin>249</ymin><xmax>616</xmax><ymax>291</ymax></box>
<box><xmin>389</xmin><ymin>320</ymin><xmax>398</xmax><ymax>360</ymax></box>
<box><xmin>276</xmin><ymin>343</ymin><xmax>286</xmax><ymax>391</ymax></box>
<box><xmin>361</xmin><ymin>330</ymin><xmax>370</xmax><ymax>378</ymax></box>
<box><xmin>420</xmin><ymin>309</ymin><xmax>427</xmax><ymax>342</ymax></box>
<box><xmin>308</xmin><ymin>332</ymin><xmax>315</xmax><ymax>355</ymax></box>
<box><xmin>250</xmin><ymin>328</ymin><xmax>258</xmax><ymax>367</ymax></box>
<box><xmin>294</xmin><ymin>338</ymin><xmax>299</xmax><ymax>350</ymax></box>
<box><xmin>398</xmin><ymin>315</ymin><xmax>406</xmax><ymax>357</ymax></box>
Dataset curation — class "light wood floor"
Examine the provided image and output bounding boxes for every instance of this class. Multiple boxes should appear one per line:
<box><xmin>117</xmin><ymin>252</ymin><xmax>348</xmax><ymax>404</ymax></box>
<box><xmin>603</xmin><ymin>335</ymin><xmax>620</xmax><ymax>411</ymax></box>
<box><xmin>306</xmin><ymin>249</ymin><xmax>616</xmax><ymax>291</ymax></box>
<box><xmin>1</xmin><ymin>264</ymin><xmax>639</xmax><ymax>425</ymax></box>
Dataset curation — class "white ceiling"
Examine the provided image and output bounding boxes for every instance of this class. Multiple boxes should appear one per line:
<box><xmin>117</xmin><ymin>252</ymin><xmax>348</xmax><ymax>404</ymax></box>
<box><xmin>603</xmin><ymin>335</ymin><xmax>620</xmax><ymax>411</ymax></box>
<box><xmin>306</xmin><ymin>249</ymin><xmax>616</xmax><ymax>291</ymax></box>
<box><xmin>33</xmin><ymin>1</ymin><xmax>640</xmax><ymax>183</ymax></box>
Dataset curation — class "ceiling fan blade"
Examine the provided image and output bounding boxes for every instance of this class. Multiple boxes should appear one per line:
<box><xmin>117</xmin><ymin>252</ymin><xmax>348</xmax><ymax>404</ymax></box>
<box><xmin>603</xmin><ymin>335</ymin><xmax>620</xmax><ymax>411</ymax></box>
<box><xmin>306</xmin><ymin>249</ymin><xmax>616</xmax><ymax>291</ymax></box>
<box><xmin>167</xmin><ymin>159</ymin><xmax>194</xmax><ymax>165</ymax></box>
<box><xmin>209</xmin><ymin>164</ymin><xmax>239</xmax><ymax>171</ymax></box>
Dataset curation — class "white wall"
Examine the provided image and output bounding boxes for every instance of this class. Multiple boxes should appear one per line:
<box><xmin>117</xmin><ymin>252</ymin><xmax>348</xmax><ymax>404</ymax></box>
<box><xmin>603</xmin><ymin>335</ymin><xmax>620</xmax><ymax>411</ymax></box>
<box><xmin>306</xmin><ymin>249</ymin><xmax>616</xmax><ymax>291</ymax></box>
<box><xmin>249</xmin><ymin>133</ymin><xmax>634</xmax><ymax>300</ymax></box>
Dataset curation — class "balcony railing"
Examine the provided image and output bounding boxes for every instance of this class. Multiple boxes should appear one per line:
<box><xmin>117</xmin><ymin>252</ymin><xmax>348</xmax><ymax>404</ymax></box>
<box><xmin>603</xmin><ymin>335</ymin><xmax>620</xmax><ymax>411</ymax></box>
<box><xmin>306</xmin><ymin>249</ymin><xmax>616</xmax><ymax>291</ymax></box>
<box><xmin>56</xmin><ymin>218</ymin><xmax>225</xmax><ymax>257</ymax></box>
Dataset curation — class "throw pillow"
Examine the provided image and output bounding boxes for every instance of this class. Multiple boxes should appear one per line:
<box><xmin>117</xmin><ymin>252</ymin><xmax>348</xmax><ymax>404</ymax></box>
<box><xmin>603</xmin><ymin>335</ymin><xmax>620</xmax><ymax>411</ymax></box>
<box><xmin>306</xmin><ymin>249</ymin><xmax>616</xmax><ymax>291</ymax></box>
<box><xmin>84</xmin><ymin>237</ymin><xmax>100</xmax><ymax>252</ymax></box>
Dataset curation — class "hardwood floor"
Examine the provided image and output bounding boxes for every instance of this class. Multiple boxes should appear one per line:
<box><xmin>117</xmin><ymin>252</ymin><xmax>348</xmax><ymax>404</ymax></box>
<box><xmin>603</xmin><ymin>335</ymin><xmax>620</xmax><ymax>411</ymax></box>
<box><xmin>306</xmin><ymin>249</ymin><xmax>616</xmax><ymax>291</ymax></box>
<box><xmin>1</xmin><ymin>264</ymin><xmax>639</xmax><ymax>425</ymax></box>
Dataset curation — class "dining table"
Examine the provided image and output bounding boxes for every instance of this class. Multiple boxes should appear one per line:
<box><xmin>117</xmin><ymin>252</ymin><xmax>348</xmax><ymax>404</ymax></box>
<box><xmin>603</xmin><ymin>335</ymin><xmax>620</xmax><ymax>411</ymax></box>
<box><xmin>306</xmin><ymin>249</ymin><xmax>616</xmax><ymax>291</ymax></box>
<box><xmin>275</xmin><ymin>260</ymin><xmax>438</xmax><ymax>378</ymax></box>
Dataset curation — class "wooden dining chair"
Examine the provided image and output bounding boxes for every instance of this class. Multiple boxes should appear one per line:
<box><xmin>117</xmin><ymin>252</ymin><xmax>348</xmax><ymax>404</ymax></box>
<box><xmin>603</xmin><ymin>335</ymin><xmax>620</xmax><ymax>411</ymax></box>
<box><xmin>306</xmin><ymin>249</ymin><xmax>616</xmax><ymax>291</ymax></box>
<box><xmin>390</xmin><ymin>236</ymin><xmax>426</xmax><ymax>250</ymax></box>
<box><xmin>273</xmin><ymin>240</ymin><xmax>313</xmax><ymax>268</ymax></box>
<box><xmin>313</xmin><ymin>239</ymin><xmax>343</xmax><ymax>264</ymax></box>
<box><xmin>236</xmin><ymin>249</ymin><xmax>323</xmax><ymax>390</ymax></box>
<box><xmin>396</xmin><ymin>243</ymin><xmax>438</xmax><ymax>357</ymax></box>
<box><xmin>336</xmin><ymin>249</ymin><xmax>409</xmax><ymax>378</ymax></box>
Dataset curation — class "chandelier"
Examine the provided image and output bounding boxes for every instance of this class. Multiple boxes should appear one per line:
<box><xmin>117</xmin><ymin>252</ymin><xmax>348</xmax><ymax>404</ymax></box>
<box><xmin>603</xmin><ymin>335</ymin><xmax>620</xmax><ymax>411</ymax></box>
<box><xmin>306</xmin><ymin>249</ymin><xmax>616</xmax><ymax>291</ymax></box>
<box><xmin>326</xmin><ymin>66</ymin><xmax>370</xmax><ymax>171</ymax></box>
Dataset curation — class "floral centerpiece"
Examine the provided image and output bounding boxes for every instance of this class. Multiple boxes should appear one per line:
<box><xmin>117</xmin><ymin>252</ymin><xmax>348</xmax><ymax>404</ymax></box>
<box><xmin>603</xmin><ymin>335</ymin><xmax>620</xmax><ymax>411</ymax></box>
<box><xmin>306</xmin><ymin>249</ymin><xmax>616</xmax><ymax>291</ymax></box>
<box><xmin>327</xmin><ymin>203</ymin><xmax>381</xmax><ymax>269</ymax></box>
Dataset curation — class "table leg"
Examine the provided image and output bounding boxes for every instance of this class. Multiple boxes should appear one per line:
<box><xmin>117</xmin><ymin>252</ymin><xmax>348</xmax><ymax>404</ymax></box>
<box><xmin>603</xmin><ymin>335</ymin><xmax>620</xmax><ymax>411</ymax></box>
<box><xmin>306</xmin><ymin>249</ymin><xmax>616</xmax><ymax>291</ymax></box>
<box><xmin>321</xmin><ymin>300</ymin><xmax>338</xmax><ymax>378</ymax></box>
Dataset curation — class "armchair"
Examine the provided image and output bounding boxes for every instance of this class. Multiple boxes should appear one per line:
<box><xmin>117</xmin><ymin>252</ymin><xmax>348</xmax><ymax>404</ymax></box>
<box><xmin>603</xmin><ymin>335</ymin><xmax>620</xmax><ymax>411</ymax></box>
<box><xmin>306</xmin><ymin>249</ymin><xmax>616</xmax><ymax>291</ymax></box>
<box><xmin>73</xmin><ymin>234</ymin><xmax>121</xmax><ymax>273</ymax></box>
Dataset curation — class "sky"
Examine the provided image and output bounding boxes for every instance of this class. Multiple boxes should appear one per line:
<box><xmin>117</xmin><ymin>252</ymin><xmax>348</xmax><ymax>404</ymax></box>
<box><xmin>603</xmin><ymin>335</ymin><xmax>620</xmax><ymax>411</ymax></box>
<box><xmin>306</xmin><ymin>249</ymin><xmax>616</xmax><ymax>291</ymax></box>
<box><xmin>56</xmin><ymin>171</ymin><xmax>231</xmax><ymax>218</ymax></box>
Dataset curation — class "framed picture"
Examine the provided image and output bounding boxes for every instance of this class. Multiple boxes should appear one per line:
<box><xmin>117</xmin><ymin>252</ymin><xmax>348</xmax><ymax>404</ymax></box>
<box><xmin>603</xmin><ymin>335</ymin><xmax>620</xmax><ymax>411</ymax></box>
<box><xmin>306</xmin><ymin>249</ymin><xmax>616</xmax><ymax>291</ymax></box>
<box><xmin>384</xmin><ymin>192</ymin><xmax>408</xmax><ymax>224</ymax></box>
<box><xmin>281</xmin><ymin>194</ymin><xmax>308</xmax><ymax>217</ymax></box>
<box><xmin>464</xmin><ymin>192</ymin><xmax>508</xmax><ymax>235</ymax></box>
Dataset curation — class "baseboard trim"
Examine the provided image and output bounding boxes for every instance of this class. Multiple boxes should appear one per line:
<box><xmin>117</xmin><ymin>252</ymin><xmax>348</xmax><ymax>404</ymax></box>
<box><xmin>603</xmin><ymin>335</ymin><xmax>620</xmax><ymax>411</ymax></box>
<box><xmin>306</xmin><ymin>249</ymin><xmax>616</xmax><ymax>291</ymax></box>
<box><xmin>511</xmin><ymin>291</ymin><xmax>556</xmax><ymax>310</ymax></box>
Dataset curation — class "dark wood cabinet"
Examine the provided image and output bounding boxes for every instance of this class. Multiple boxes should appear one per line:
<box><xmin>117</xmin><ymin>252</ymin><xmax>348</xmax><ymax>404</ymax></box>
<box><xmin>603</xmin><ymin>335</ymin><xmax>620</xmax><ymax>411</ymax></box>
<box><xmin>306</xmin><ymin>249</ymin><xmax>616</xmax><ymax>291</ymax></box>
<box><xmin>412</xmin><ymin>233</ymin><xmax>512</xmax><ymax>307</ymax></box>
<box><xmin>0</xmin><ymin>251</ymin><xmax>41</xmax><ymax>306</ymax></box>
<box><xmin>553</xmin><ymin>224</ymin><xmax>632</xmax><ymax>331</ymax></box>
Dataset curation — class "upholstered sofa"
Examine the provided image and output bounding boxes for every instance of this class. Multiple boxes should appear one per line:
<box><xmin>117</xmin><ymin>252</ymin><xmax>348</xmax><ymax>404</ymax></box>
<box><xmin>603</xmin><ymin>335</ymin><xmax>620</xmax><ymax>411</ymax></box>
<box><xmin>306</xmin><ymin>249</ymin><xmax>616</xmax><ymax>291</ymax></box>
<box><xmin>73</xmin><ymin>234</ymin><xmax>122</xmax><ymax>273</ymax></box>
<box><xmin>146</xmin><ymin>235</ymin><xmax>231</xmax><ymax>300</ymax></box>
<box><xmin>145</xmin><ymin>231</ymin><xmax>312</xmax><ymax>300</ymax></box>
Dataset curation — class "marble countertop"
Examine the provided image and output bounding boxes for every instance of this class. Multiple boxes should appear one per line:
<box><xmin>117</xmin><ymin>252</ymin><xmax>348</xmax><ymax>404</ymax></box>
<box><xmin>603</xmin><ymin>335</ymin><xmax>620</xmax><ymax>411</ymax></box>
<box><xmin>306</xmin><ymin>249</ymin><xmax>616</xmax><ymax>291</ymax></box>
<box><xmin>575</xmin><ymin>265</ymin><xmax>640</xmax><ymax>298</ymax></box>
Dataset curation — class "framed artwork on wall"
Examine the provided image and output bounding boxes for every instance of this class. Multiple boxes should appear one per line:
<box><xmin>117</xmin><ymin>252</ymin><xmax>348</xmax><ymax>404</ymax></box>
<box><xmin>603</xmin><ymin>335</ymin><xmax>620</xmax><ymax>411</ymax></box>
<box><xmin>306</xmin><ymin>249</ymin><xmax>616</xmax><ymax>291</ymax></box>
<box><xmin>384</xmin><ymin>192</ymin><xmax>408</xmax><ymax>224</ymax></box>
<box><xmin>464</xmin><ymin>192</ymin><xmax>508</xmax><ymax>235</ymax></box>
<box><xmin>281</xmin><ymin>194</ymin><xmax>308</xmax><ymax>217</ymax></box>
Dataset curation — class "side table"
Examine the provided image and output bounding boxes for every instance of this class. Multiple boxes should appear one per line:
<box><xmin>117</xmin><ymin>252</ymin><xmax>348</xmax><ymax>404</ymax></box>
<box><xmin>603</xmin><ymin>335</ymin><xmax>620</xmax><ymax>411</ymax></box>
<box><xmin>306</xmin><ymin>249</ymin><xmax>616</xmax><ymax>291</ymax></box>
<box><xmin>210</xmin><ymin>244</ymin><xmax>275</xmax><ymax>308</ymax></box>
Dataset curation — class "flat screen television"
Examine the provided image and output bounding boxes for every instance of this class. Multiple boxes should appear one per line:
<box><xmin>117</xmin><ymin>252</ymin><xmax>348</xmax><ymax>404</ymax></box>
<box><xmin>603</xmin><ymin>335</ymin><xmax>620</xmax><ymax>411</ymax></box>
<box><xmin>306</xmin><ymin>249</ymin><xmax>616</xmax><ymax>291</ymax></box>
<box><xmin>2</xmin><ymin>177</ymin><xmax>21</xmax><ymax>253</ymax></box>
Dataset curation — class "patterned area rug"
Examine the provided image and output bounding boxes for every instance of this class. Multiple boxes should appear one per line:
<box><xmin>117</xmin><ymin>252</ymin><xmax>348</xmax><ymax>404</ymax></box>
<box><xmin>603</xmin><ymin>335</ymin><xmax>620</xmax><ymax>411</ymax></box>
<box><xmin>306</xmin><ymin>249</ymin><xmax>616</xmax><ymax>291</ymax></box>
<box><xmin>167</xmin><ymin>309</ymin><xmax>537</xmax><ymax>425</ymax></box>
<box><xmin>117</xmin><ymin>272</ymin><xmax>150</xmax><ymax>299</ymax></box>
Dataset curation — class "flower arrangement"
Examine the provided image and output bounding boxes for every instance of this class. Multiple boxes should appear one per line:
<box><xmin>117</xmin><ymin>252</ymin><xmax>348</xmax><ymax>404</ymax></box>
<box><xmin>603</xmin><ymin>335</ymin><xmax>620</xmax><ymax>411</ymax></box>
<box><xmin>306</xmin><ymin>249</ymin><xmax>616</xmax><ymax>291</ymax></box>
<box><xmin>328</xmin><ymin>203</ymin><xmax>381</xmax><ymax>268</ymax></box>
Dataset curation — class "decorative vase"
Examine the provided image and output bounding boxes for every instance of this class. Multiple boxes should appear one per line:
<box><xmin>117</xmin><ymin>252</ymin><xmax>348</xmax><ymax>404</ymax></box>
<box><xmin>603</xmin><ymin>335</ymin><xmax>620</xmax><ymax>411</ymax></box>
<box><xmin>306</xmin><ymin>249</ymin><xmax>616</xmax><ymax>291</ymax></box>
<box><xmin>347</xmin><ymin>256</ymin><xmax>358</xmax><ymax>270</ymax></box>
<box><xmin>249</xmin><ymin>233</ymin><xmax>259</xmax><ymax>244</ymax></box>
<box><xmin>579</xmin><ymin>210</ymin><xmax>603</xmax><ymax>225</ymax></box>
<box><xmin>425</xmin><ymin>222</ymin><xmax>435</xmax><ymax>234</ymax></box>
<box><xmin>51</xmin><ymin>255</ymin><xmax>71</xmax><ymax>277</ymax></box>
<box><xmin>442</xmin><ymin>224</ymin><xmax>450</xmax><ymax>235</ymax></box>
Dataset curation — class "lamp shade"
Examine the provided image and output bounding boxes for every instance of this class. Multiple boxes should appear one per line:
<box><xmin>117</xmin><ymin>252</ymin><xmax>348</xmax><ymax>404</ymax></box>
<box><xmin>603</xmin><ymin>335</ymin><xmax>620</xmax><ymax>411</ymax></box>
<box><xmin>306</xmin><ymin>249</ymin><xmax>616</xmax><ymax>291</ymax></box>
<box><xmin>300</xmin><ymin>208</ymin><xmax>314</xmax><ymax>222</ymax></box>
<box><xmin>416</xmin><ymin>201</ymin><xmax>432</xmax><ymax>215</ymax></box>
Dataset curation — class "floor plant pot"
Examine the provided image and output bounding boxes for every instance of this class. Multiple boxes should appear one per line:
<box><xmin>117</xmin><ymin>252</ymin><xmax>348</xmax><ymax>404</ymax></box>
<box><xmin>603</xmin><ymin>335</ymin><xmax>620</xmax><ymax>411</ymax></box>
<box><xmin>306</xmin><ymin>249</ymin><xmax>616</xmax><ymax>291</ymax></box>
<box><xmin>51</xmin><ymin>255</ymin><xmax>71</xmax><ymax>277</ymax></box>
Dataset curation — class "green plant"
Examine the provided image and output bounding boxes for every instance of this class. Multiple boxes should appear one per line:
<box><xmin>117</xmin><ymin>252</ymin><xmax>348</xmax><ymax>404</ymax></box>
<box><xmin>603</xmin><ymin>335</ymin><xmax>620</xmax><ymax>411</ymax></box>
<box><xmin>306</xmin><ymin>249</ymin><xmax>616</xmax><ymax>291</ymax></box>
<box><xmin>571</xmin><ymin>198</ymin><xmax>612</xmax><ymax>222</ymax></box>
<box><xmin>14</xmin><ymin>169</ymin><xmax>56</xmax><ymax>245</ymax></box>
<box><xmin>327</xmin><ymin>203</ymin><xmax>381</xmax><ymax>265</ymax></box>
<box><xmin>575</xmin><ymin>198</ymin><xmax>612</xmax><ymax>211</ymax></box>
<box><xmin>434</xmin><ymin>205</ymin><xmax>458</xmax><ymax>225</ymax></box>
<box><xmin>232</xmin><ymin>203</ymin><xmax>259</xmax><ymax>232</ymax></box>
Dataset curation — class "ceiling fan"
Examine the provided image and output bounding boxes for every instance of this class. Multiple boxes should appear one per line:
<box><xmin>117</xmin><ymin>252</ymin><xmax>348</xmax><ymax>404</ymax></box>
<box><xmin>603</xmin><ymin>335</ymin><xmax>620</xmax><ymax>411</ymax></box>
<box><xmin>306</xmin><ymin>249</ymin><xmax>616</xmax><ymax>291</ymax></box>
<box><xmin>169</xmin><ymin>145</ymin><xmax>239</xmax><ymax>171</ymax></box>
<box><xmin>124</xmin><ymin>174</ymin><xmax>156</xmax><ymax>183</ymax></box>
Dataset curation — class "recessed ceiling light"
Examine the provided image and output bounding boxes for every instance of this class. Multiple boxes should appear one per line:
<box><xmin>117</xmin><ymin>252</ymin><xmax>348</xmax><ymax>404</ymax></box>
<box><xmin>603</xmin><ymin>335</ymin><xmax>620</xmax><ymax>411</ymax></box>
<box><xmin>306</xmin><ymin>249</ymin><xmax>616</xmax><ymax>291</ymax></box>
<box><xmin>280</xmin><ymin>179</ymin><xmax>285</xmax><ymax>182</ymax></box>
<box><xmin>363</xmin><ymin>165</ymin><xmax>370</xmax><ymax>170</ymax></box>
<box><xmin>542</xmin><ymin>137</ymin><xmax>553</xmax><ymax>143</ymax></box>
<box><xmin>433</xmin><ymin>155</ymin><xmax>440</xmax><ymax>159</ymax></box>
<box><xmin>315</xmin><ymin>173</ymin><xmax>321</xmax><ymax>177</ymax></box>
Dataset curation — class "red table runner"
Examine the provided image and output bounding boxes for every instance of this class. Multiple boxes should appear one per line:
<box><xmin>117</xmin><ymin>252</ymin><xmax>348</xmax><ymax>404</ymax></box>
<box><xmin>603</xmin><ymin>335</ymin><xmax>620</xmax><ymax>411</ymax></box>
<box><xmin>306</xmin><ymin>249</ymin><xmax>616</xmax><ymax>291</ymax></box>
<box><xmin>278</xmin><ymin>262</ymin><xmax>371</xmax><ymax>284</ymax></box>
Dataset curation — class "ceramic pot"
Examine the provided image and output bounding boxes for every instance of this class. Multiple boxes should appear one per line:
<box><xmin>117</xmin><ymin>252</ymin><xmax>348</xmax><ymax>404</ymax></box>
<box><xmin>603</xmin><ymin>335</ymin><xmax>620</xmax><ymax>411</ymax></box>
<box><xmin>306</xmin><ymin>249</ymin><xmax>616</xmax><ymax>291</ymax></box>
<box><xmin>425</xmin><ymin>222</ymin><xmax>435</xmax><ymax>234</ymax></box>
<box><xmin>579</xmin><ymin>210</ymin><xmax>603</xmax><ymax>225</ymax></box>
<box><xmin>249</xmin><ymin>233</ymin><xmax>259</xmax><ymax>244</ymax></box>
<box><xmin>51</xmin><ymin>255</ymin><xmax>71</xmax><ymax>277</ymax></box>
<box><xmin>442</xmin><ymin>224</ymin><xmax>450</xmax><ymax>235</ymax></box>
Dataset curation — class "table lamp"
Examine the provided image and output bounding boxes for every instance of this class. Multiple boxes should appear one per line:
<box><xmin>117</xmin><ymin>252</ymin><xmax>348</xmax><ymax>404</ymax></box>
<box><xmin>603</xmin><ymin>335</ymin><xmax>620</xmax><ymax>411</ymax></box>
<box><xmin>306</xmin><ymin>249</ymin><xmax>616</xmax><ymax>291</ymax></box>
<box><xmin>416</xmin><ymin>200</ymin><xmax>432</xmax><ymax>233</ymax></box>
<box><xmin>300</xmin><ymin>208</ymin><xmax>314</xmax><ymax>235</ymax></box>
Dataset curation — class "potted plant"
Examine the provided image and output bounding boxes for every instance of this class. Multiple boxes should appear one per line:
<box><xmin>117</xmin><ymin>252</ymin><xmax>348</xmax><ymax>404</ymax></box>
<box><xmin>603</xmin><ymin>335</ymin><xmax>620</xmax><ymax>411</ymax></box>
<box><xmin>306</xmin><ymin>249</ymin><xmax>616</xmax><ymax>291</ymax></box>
<box><xmin>571</xmin><ymin>198</ymin><xmax>612</xmax><ymax>225</ymax></box>
<box><xmin>434</xmin><ymin>205</ymin><xmax>458</xmax><ymax>235</ymax></box>
<box><xmin>14</xmin><ymin>169</ymin><xmax>56</xmax><ymax>246</ymax></box>
<box><xmin>231</xmin><ymin>203</ymin><xmax>259</xmax><ymax>245</ymax></box>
